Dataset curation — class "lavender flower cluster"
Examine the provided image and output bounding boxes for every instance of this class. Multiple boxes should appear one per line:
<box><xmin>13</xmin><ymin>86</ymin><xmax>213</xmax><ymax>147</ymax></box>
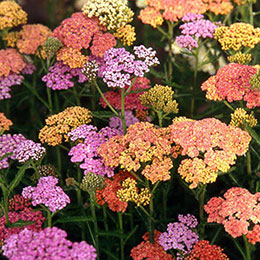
<box><xmin>68</xmin><ymin>125</ymin><xmax>121</xmax><ymax>177</ymax></box>
<box><xmin>98</xmin><ymin>45</ymin><xmax>159</xmax><ymax>88</ymax></box>
<box><xmin>42</xmin><ymin>61</ymin><xmax>88</xmax><ymax>90</ymax></box>
<box><xmin>22</xmin><ymin>176</ymin><xmax>70</xmax><ymax>213</ymax></box>
<box><xmin>176</xmin><ymin>13</ymin><xmax>217</xmax><ymax>50</ymax></box>
<box><xmin>2</xmin><ymin>227</ymin><xmax>97</xmax><ymax>260</ymax></box>
<box><xmin>159</xmin><ymin>214</ymin><xmax>199</xmax><ymax>256</ymax></box>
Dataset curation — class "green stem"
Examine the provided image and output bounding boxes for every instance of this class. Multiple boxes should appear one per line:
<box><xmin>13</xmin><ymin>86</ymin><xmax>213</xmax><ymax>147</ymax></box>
<box><xmin>167</xmin><ymin>22</ymin><xmax>174</xmax><ymax>81</ymax></box>
<box><xmin>156</xmin><ymin>26</ymin><xmax>169</xmax><ymax>39</ymax></box>
<box><xmin>56</xmin><ymin>146</ymin><xmax>63</xmax><ymax>186</ymax></box>
<box><xmin>246</xmin><ymin>151</ymin><xmax>253</xmax><ymax>191</ymax></box>
<box><xmin>91</xmin><ymin>83</ymin><xmax>96</xmax><ymax>111</ymax></box>
<box><xmin>233</xmin><ymin>238</ymin><xmax>247</xmax><ymax>260</ymax></box>
<box><xmin>163</xmin><ymin>188</ymin><xmax>167</xmax><ymax>220</ymax></box>
<box><xmin>223</xmin><ymin>100</ymin><xmax>235</xmax><ymax>111</ymax></box>
<box><xmin>93</xmin><ymin>80</ymin><xmax>119</xmax><ymax>116</ymax></box>
<box><xmin>191</xmin><ymin>47</ymin><xmax>199</xmax><ymax>117</ymax></box>
<box><xmin>102</xmin><ymin>206</ymin><xmax>109</xmax><ymax>232</ymax></box>
<box><xmin>73</xmin><ymin>86</ymin><xmax>80</xmax><ymax>106</ymax></box>
<box><xmin>121</xmin><ymin>88</ymin><xmax>126</xmax><ymax>134</ymax></box>
<box><xmin>146</xmin><ymin>180</ymin><xmax>154</xmax><ymax>243</ymax></box>
<box><xmin>243</xmin><ymin>235</ymin><xmax>251</xmax><ymax>260</ymax></box>
<box><xmin>248</xmin><ymin>2</ymin><xmax>254</xmax><ymax>25</ymax></box>
<box><xmin>199</xmin><ymin>185</ymin><xmax>206</xmax><ymax>237</ymax></box>
<box><xmin>47</xmin><ymin>209</ymin><xmax>52</xmax><ymax>227</ymax></box>
<box><xmin>76</xmin><ymin>167</ymin><xmax>82</xmax><ymax>205</ymax></box>
<box><xmin>118</xmin><ymin>212</ymin><xmax>125</xmax><ymax>260</ymax></box>
<box><xmin>157</xmin><ymin>111</ymin><xmax>163</xmax><ymax>127</ymax></box>
<box><xmin>46</xmin><ymin>87</ymin><xmax>53</xmax><ymax>114</ymax></box>
<box><xmin>90</xmin><ymin>191</ymin><xmax>99</xmax><ymax>259</ymax></box>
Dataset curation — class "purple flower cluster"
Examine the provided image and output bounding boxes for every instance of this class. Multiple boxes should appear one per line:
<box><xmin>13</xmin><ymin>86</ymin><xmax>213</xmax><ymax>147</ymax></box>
<box><xmin>21</xmin><ymin>63</ymin><xmax>36</xmax><ymax>75</ymax></box>
<box><xmin>98</xmin><ymin>45</ymin><xmax>159</xmax><ymax>88</ymax></box>
<box><xmin>42</xmin><ymin>61</ymin><xmax>88</xmax><ymax>90</ymax></box>
<box><xmin>68</xmin><ymin>125</ymin><xmax>121</xmax><ymax>177</ymax></box>
<box><xmin>0</xmin><ymin>73</ymin><xmax>23</xmax><ymax>100</ymax></box>
<box><xmin>22</xmin><ymin>176</ymin><xmax>70</xmax><ymax>213</ymax></box>
<box><xmin>159</xmin><ymin>214</ymin><xmax>199</xmax><ymax>255</ymax></box>
<box><xmin>109</xmin><ymin>110</ymin><xmax>140</xmax><ymax>134</ymax></box>
<box><xmin>2</xmin><ymin>227</ymin><xmax>97</xmax><ymax>260</ymax></box>
<box><xmin>176</xmin><ymin>13</ymin><xmax>217</xmax><ymax>50</ymax></box>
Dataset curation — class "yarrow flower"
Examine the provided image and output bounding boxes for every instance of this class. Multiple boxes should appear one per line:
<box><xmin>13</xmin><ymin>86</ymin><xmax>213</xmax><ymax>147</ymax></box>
<box><xmin>204</xmin><ymin>187</ymin><xmax>260</xmax><ymax>239</ymax></box>
<box><xmin>169</xmin><ymin>117</ymin><xmax>251</xmax><ymax>188</ymax></box>
<box><xmin>68</xmin><ymin>125</ymin><xmax>120</xmax><ymax>177</ymax></box>
<box><xmin>98</xmin><ymin>46</ymin><xmax>159</xmax><ymax>88</ymax></box>
<box><xmin>131</xmin><ymin>230</ymin><xmax>175</xmax><ymax>260</ymax></box>
<box><xmin>0</xmin><ymin>112</ymin><xmax>12</xmax><ymax>132</ymax></box>
<box><xmin>82</xmin><ymin>0</ymin><xmax>134</xmax><ymax>31</ymax></box>
<box><xmin>80</xmin><ymin>172</ymin><xmax>105</xmax><ymax>193</ymax></box>
<box><xmin>42</xmin><ymin>61</ymin><xmax>88</xmax><ymax>90</ymax></box>
<box><xmin>230</xmin><ymin>108</ymin><xmax>257</xmax><ymax>128</ymax></box>
<box><xmin>227</xmin><ymin>52</ymin><xmax>252</xmax><ymax>64</ymax></box>
<box><xmin>38</xmin><ymin>106</ymin><xmax>92</xmax><ymax>146</ymax></box>
<box><xmin>0</xmin><ymin>1</ymin><xmax>27</xmax><ymax>30</ymax></box>
<box><xmin>159</xmin><ymin>214</ymin><xmax>199</xmax><ymax>255</ymax></box>
<box><xmin>2</xmin><ymin>227</ymin><xmax>97</xmax><ymax>260</ymax></box>
<box><xmin>202</xmin><ymin>0</ymin><xmax>233</xmax><ymax>15</ymax></box>
<box><xmin>201</xmin><ymin>63</ymin><xmax>260</xmax><ymax>108</ymax></box>
<box><xmin>22</xmin><ymin>176</ymin><xmax>70</xmax><ymax>213</ymax></box>
<box><xmin>114</xmin><ymin>25</ymin><xmax>136</xmax><ymax>46</ymax></box>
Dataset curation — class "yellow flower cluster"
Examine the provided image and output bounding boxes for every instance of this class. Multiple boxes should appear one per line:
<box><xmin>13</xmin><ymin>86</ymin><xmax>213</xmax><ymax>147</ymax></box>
<box><xmin>227</xmin><ymin>52</ymin><xmax>252</xmax><ymax>64</ymax></box>
<box><xmin>114</xmin><ymin>25</ymin><xmax>136</xmax><ymax>46</ymax></box>
<box><xmin>230</xmin><ymin>108</ymin><xmax>257</xmax><ymax>128</ymax></box>
<box><xmin>117</xmin><ymin>177</ymin><xmax>151</xmax><ymax>206</ymax></box>
<box><xmin>139</xmin><ymin>84</ymin><xmax>179</xmax><ymax>114</ymax></box>
<box><xmin>0</xmin><ymin>1</ymin><xmax>27</xmax><ymax>30</ymax></box>
<box><xmin>3</xmin><ymin>31</ymin><xmax>19</xmax><ymax>47</ymax></box>
<box><xmin>81</xmin><ymin>172</ymin><xmax>105</xmax><ymax>193</ymax></box>
<box><xmin>233</xmin><ymin>0</ymin><xmax>256</xmax><ymax>4</ymax></box>
<box><xmin>0</xmin><ymin>112</ymin><xmax>13</xmax><ymax>132</ymax></box>
<box><xmin>82</xmin><ymin>0</ymin><xmax>134</xmax><ymax>31</ymax></box>
<box><xmin>39</xmin><ymin>106</ymin><xmax>92</xmax><ymax>146</ymax></box>
<box><xmin>249</xmin><ymin>69</ymin><xmax>260</xmax><ymax>91</ymax></box>
<box><xmin>214</xmin><ymin>23</ymin><xmax>260</xmax><ymax>51</ymax></box>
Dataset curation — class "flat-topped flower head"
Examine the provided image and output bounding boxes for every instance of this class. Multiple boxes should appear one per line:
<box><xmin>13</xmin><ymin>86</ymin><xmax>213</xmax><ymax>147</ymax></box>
<box><xmin>202</xmin><ymin>0</ymin><xmax>233</xmax><ymax>15</ymax></box>
<box><xmin>114</xmin><ymin>25</ymin><xmax>136</xmax><ymax>46</ymax></box>
<box><xmin>230</xmin><ymin>108</ymin><xmax>257</xmax><ymax>128</ymax></box>
<box><xmin>0</xmin><ymin>112</ymin><xmax>12</xmax><ymax>132</ymax></box>
<box><xmin>227</xmin><ymin>52</ymin><xmax>252</xmax><ymax>64</ymax></box>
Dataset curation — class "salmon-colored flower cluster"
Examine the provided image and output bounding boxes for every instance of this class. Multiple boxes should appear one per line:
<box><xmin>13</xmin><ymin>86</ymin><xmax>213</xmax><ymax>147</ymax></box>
<box><xmin>201</xmin><ymin>63</ymin><xmax>260</xmax><ymax>108</ymax></box>
<box><xmin>138</xmin><ymin>0</ymin><xmax>207</xmax><ymax>27</ymax></box>
<box><xmin>204</xmin><ymin>187</ymin><xmax>260</xmax><ymax>240</ymax></box>
<box><xmin>96</xmin><ymin>171</ymin><xmax>131</xmax><ymax>212</ymax></box>
<box><xmin>202</xmin><ymin>0</ymin><xmax>233</xmax><ymax>15</ymax></box>
<box><xmin>0</xmin><ymin>1</ymin><xmax>27</xmax><ymax>30</ymax></box>
<box><xmin>53</xmin><ymin>12</ymin><xmax>116</xmax><ymax>68</ymax></box>
<box><xmin>214</xmin><ymin>23</ymin><xmax>260</xmax><ymax>51</ymax></box>
<box><xmin>230</xmin><ymin>108</ymin><xmax>257</xmax><ymax>128</ymax></box>
<box><xmin>246</xmin><ymin>224</ymin><xmax>260</xmax><ymax>245</ymax></box>
<box><xmin>185</xmin><ymin>240</ymin><xmax>229</xmax><ymax>260</ymax></box>
<box><xmin>39</xmin><ymin>106</ymin><xmax>92</xmax><ymax>146</ymax></box>
<box><xmin>99</xmin><ymin>122</ymin><xmax>174</xmax><ymax>184</ymax></box>
<box><xmin>169</xmin><ymin>118</ymin><xmax>251</xmax><ymax>188</ymax></box>
<box><xmin>0</xmin><ymin>112</ymin><xmax>12</xmax><ymax>132</ymax></box>
<box><xmin>130</xmin><ymin>230</ymin><xmax>175</xmax><ymax>260</ymax></box>
<box><xmin>117</xmin><ymin>177</ymin><xmax>152</xmax><ymax>206</ymax></box>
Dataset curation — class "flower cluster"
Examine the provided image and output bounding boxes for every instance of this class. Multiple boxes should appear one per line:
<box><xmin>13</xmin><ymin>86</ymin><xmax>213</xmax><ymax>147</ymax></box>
<box><xmin>139</xmin><ymin>84</ymin><xmax>179</xmax><ymax>114</ymax></box>
<box><xmin>230</xmin><ymin>108</ymin><xmax>257</xmax><ymax>128</ymax></box>
<box><xmin>39</xmin><ymin>106</ymin><xmax>92</xmax><ymax>146</ymax></box>
<box><xmin>99</xmin><ymin>122</ymin><xmax>174</xmax><ymax>184</ymax></box>
<box><xmin>204</xmin><ymin>187</ymin><xmax>260</xmax><ymax>240</ymax></box>
<box><xmin>202</xmin><ymin>0</ymin><xmax>233</xmax><ymax>15</ymax></box>
<box><xmin>96</xmin><ymin>171</ymin><xmax>131</xmax><ymax>212</ymax></box>
<box><xmin>82</xmin><ymin>0</ymin><xmax>134</xmax><ymax>31</ymax></box>
<box><xmin>98</xmin><ymin>46</ymin><xmax>159</xmax><ymax>88</ymax></box>
<box><xmin>233</xmin><ymin>0</ymin><xmax>256</xmax><ymax>5</ymax></box>
<box><xmin>185</xmin><ymin>240</ymin><xmax>229</xmax><ymax>260</ymax></box>
<box><xmin>214</xmin><ymin>23</ymin><xmax>260</xmax><ymax>51</ymax></box>
<box><xmin>22</xmin><ymin>176</ymin><xmax>70</xmax><ymax>213</ymax></box>
<box><xmin>0</xmin><ymin>1</ymin><xmax>27</xmax><ymax>30</ymax></box>
<box><xmin>8</xmin><ymin>195</ymin><xmax>31</xmax><ymax>212</ymax></box>
<box><xmin>169</xmin><ymin>117</ymin><xmax>251</xmax><ymax>188</ymax></box>
<box><xmin>227</xmin><ymin>52</ymin><xmax>252</xmax><ymax>64</ymax></box>
<box><xmin>159</xmin><ymin>214</ymin><xmax>199</xmax><ymax>255</ymax></box>
<box><xmin>43</xmin><ymin>36</ymin><xmax>63</xmax><ymax>59</ymax></box>
<box><xmin>2</xmin><ymin>227</ymin><xmax>97</xmax><ymax>260</ymax></box>
<box><xmin>176</xmin><ymin>13</ymin><xmax>217</xmax><ymax>50</ymax></box>
<box><xmin>117</xmin><ymin>177</ymin><xmax>152</xmax><ymax>206</ymax></box>
<box><xmin>31</xmin><ymin>164</ymin><xmax>57</xmax><ymax>183</ymax></box>
<box><xmin>114</xmin><ymin>24</ymin><xmax>136</xmax><ymax>46</ymax></box>
<box><xmin>138</xmin><ymin>0</ymin><xmax>207</xmax><ymax>28</ymax></box>
<box><xmin>131</xmin><ymin>230</ymin><xmax>175</xmax><ymax>260</ymax></box>
<box><xmin>80</xmin><ymin>172</ymin><xmax>105</xmax><ymax>193</ymax></box>
<box><xmin>0</xmin><ymin>112</ymin><xmax>12</xmax><ymax>132</ymax></box>
<box><xmin>99</xmin><ymin>77</ymin><xmax>150</xmax><ymax>112</ymax></box>
<box><xmin>201</xmin><ymin>63</ymin><xmax>260</xmax><ymax>108</ymax></box>
<box><xmin>53</xmin><ymin>12</ymin><xmax>116</xmax><ymax>68</ymax></box>
<box><xmin>68</xmin><ymin>125</ymin><xmax>120</xmax><ymax>177</ymax></box>
<box><xmin>42</xmin><ymin>61</ymin><xmax>88</xmax><ymax>90</ymax></box>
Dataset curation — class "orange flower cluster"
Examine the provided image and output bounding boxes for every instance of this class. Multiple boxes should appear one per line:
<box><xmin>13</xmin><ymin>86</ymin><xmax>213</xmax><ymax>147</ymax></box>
<box><xmin>96</xmin><ymin>171</ymin><xmax>130</xmax><ymax>212</ymax></box>
<box><xmin>0</xmin><ymin>112</ymin><xmax>12</xmax><ymax>132</ymax></box>
<box><xmin>185</xmin><ymin>240</ymin><xmax>229</xmax><ymax>260</ymax></box>
<box><xmin>130</xmin><ymin>230</ymin><xmax>174</xmax><ymax>260</ymax></box>
<box><xmin>214</xmin><ymin>23</ymin><xmax>260</xmax><ymax>51</ymax></box>
<box><xmin>0</xmin><ymin>1</ymin><xmax>27</xmax><ymax>30</ymax></box>
<box><xmin>202</xmin><ymin>0</ymin><xmax>233</xmax><ymax>15</ymax></box>
<box><xmin>169</xmin><ymin>118</ymin><xmax>251</xmax><ymax>188</ymax></box>
<box><xmin>204</xmin><ymin>187</ymin><xmax>260</xmax><ymax>240</ymax></box>
<box><xmin>138</xmin><ymin>0</ymin><xmax>207</xmax><ymax>27</ymax></box>
<box><xmin>0</xmin><ymin>48</ymin><xmax>26</xmax><ymax>77</ymax></box>
<box><xmin>114</xmin><ymin>25</ymin><xmax>136</xmax><ymax>46</ymax></box>
<box><xmin>53</xmin><ymin>12</ymin><xmax>116</xmax><ymax>68</ymax></box>
<box><xmin>99</xmin><ymin>122</ymin><xmax>174</xmax><ymax>184</ymax></box>
<box><xmin>38</xmin><ymin>106</ymin><xmax>92</xmax><ymax>146</ymax></box>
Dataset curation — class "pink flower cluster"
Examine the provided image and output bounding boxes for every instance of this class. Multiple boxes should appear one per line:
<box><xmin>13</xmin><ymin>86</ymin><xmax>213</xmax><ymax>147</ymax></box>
<box><xmin>22</xmin><ymin>176</ymin><xmax>70</xmax><ymax>213</ymax></box>
<box><xmin>2</xmin><ymin>227</ymin><xmax>97</xmax><ymax>260</ymax></box>
<box><xmin>68</xmin><ymin>125</ymin><xmax>121</xmax><ymax>177</ymax></box>
<box><xmin>201</xmin><ymin>63</ymin><xmax>260</xmax><ymax>108</ymax></box>
<box><xmin>204</xmin><ymin>187</ymin><xmax>260</xmax><ymax>241</ymax></box>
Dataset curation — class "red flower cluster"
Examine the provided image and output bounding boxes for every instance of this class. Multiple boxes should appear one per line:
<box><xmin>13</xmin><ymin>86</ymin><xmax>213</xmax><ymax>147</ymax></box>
<box><xmin>8</xmin><ymin>194</ymin><xmax>31</xmax><ymax>212</ymax></box>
